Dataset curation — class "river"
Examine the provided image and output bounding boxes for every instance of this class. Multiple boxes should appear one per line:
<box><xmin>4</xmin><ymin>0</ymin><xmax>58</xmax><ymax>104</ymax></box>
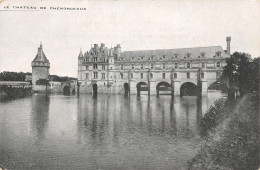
<box><xmin>0</xmin><ymin>91</ymin><xmax>227</xmax><ymax>170</ymax></box>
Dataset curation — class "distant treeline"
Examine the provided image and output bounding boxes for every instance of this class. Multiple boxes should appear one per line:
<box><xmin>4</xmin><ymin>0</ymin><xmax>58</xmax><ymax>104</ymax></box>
<box><xmin>0</xmin><ymin>71</ymin><xmax>77</xmax><ymax>82</ymax></box>
<box><xmin>0</xmin><ymin>71</ymin><xmax>31</xmax><ymax>81</ymax></box>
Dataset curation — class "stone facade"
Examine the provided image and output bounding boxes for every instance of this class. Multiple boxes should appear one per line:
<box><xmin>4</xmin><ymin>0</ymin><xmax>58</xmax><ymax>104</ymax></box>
<box><xmin>78</xmin><ymin>37</ymin><xmax>231</xmax><ymax>96</ymax></box>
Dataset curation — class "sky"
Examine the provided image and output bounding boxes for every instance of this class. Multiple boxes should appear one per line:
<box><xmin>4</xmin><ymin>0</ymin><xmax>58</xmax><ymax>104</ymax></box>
<box><xmin>0</xmin><ymin>0</ymin><xmax>260</xmax><ymax>77</ymax></box>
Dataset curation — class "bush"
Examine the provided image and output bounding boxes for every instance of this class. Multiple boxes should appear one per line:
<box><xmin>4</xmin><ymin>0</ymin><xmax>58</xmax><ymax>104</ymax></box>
<box><xmin>189</xmin><ymin>93</ymin><xmax>259</xmax><ymax>170</ymax></box>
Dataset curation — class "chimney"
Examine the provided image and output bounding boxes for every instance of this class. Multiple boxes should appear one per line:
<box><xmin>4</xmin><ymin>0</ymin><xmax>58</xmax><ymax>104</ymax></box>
<box><xmin>226</xmin><ymin>36</ymin><xmax>231</xmax><ymax>55</ymax></box>
<box><xmin>94</xmin><ymin>44</ymin><xmax>98</xmax><ymax>48</ymax></box>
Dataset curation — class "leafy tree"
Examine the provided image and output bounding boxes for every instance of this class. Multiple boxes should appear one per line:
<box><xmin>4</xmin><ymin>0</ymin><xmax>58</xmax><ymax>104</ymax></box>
<box><xmin>36</xmin><ymin>79</ymin><xmax>50</xmax><ymax>86</ymax></box>
<box><xmin>222</xmin><ymin>52</ymin><xmax>259</xmax><ymax>96</ymax></box>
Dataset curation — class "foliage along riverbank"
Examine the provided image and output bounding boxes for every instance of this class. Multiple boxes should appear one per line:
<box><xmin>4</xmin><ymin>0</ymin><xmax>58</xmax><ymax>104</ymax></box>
<box><xmin>188</xmin><ymin>93</ymin><xmax>259</xmax><ymax>170</ymax></box>
<box><xmin>0</xmin><ymin>86</ymin><xmax>32</xmax><ymax>102</ymax></box>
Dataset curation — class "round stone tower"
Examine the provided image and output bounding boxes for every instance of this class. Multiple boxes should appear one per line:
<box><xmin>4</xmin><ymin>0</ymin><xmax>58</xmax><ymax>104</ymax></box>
<box><xmin>31</xmin><ymin>43</ymin><xmax>50</xmax><ymax>92</ymax></box>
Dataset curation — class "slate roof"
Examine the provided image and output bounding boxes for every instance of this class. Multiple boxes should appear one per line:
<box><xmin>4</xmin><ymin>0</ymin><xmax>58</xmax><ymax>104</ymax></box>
<box><xmin>32</xmin><ymin>44</ymin><xmax>49</xmax><ymax>63</ymax></box>
<box><xmin>120</xmin><ymin>46</ymin><xmax>229</xmax><ymax>61</ymax></box>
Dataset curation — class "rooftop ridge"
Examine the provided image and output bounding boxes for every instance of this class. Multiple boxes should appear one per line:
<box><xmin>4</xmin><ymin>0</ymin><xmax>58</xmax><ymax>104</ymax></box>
<box><xmin>122</xmin><ymin>46</ymin><xmax>222</xmax><ymax>53</ymax></box>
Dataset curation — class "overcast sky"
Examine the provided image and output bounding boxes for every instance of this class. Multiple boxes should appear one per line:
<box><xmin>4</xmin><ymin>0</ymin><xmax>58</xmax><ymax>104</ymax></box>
<box><xmin>0</xmin><ymin>0</ymin><xmax>259</xmax><ymax>77</ymax></box>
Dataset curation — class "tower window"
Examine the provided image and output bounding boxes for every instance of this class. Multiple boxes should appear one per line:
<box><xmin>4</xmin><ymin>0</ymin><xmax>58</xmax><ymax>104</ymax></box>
<box><xmin>162</xmin><ymin>73</ymin><xmax>165</xmax><ymax>79</ymax></box>
<box><xmin>140</xmin><ymin>73</ymin><xmax>143</xmax><ymax>79</ymax></box>
<box><xmin>120</xmin><ymin>73</ymin><xmax>123</xmax><ymax>79</ymax></box>
<box><xmin>141</xmin><ymin>64</ymin><xmax>143</xmax><ymax>69</ymax></box>
<box><xmin>217</xmin><ymin>62</ymin><xmax>221</xmax><ymax>67</ymax></box>
<box><xmin>131</xmin><ymin>73</ymin><xmax>133</xmax><ymax>79</ymax></box>
<box><xmin>162</xmin><ymin>63</ymin><xmax>166</xmax><ymax>69</ymax></box>
<box><xmin>132</xmin><ymin>64</ymin><xmax>135</xmax><ymax>69</ymax></box>
<box><xmin>202</xmin><ymin>62</ymin><xmax>205</xmax><ymax>68</ymax></box>
<box><xmin>151</xmin><ymin>64</ymin><xmax>154</xmax><ymax>69</ymax></box>
<box><xmin>201</xmin><ymin>73</ymin><xmax>204</xmax><ymax>79</ymax></box>
<box><xmin>86</xmin><ymin>66</ymin><xmax>88</xmax><ymax>70</ymax></box>
<box><xmin>175</xmin><ymin>63</ymin><xmax>178</xmax><ymax>68</ymax></box>
<box><xmin>187</xmin><ymin>72</ymin><xmax>190</xmax><ymax>79</ymax></box>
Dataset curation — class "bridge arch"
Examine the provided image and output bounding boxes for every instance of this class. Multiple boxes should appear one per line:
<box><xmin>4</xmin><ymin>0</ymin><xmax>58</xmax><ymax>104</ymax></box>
<box><xmin>124</xmin><ymin>83</ymin><xmax>130</xmax><ymax>96</ymax></box>
<box><xmin>180</xmin><ymin>82</ymin><xmax>198</xmax><ymax>96</ymax></box>
<box><xmin>63</xmin><ymin>85</ymin><xmax>70</xmax><ymax>95</ymax></box>
<box><xmin>136</xmin><ymin>82</ymin><xmax>148</xmax><ymax>96</ymax></box>
<box><xmin>92</xmin><ymin>83</ymin><xmax>98</xmax><ymax>96</ymax></box>
<box><xmin>156</xmin><ymin>81</ymin><xmax>171</xmax><ymax>96</ymax></box>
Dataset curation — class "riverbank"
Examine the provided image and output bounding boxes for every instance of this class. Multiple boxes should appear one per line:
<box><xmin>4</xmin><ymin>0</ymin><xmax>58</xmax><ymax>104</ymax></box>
<box><xmin>188</xmin><ymin>93</ymin><xmax>259</xmax><ymax>170</ymax></box>
<box><xmin>0</xmin><ymin>86</ymin><xmax>32</xmax><ymax>102</ymax></box>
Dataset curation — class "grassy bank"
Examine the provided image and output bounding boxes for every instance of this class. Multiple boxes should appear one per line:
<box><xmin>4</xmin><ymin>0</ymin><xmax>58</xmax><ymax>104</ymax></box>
<box><xmin>0</xmin><ymin>86</ymin><xmax>32</xmax><ymax>102</ymax></box>
<box><xmin>189</xmin><ymin>93</ymin><xmax>259</xmax><ymax>170</ymax></box>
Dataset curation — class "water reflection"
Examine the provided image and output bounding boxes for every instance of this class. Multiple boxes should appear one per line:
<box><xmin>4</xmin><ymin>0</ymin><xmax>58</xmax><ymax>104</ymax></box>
<box><xmin>31</xmin><ymin>94</ymin><xmax>50</xmax><ymax>140</ymax></box>
<box><xmin>0</xmin><ymin>91</ymin><xmax>227</xmax><ymax>169</ymax></box>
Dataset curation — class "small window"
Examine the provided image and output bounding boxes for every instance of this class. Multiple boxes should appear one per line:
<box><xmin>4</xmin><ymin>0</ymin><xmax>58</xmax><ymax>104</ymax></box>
<box><xmin>202</xmin><ymin>62</ymin><xmax>205</xmax><ymax>68</ymax></box>
<box><xmin>131</xmin><ymin>73</ymin><xmax>133</xmax><ymax>79</ymax></box>
<box><xmin>120</xmin><ymin>73</ymin><xmax>123</xmax><ymax>79</ymax></box>
<box><xmin>187</xmin><ymin>63</ymin><xmax>190</xmax><ymax>68</ymax></box>
<box><xmin>201</xmin><ymin>52</ymin><xmax>205</xmax><ymax>57</ymax></box>
<box><xmin>132</xmin><ymin>64</ymin><xmax>134</xmax><ymax>69</ymax></box>
<box><xmin>85</xmin><ymin>73</ymin><xmax>89</xmax><ymax>80</ymax></box>
<box><xmin>86</xmin><ymin>66</ymin><xmax>88</xmax><ymax>70</ymax></box>
<box><xmin>102</xmin><ymin>65</ymin><xmax>105</xmax><ymax>70</ymax></box>
<box><xmin>140</xmin><ymin>56</ymin><xmax>144</xmax><ymax>60</ymax></box>
<box><xmin>201</xmin><ymin>73</ymin><xmax>204</xmax><ymax>79</ymax></box>
<box><xmin>114</xmin><ymin>75</ymin><xmax>116</xmax><ymax>79</ymax></box>
<box><xmin>163</xmin><ymin>55</ymin><xmax>166</xmax><ymax>59</ymax></box>
<box><xmin>175</xmin><ymin>63</ymin><xmax>178</xmax><ymax>68</ymax></box>
<box><xmin>150</xmin><ymin>73</ymin><xmax>153</xmax><ymax>79</ymax></box>
<box><xmin>93</xmin><ymin>57</ymin><xmax>97</xmax><ymax>62</ymax></box>
<box><xmin>93</xmin><ymin>64</ymin><xmax>97</xmax><ymax>69</ymax></box>
<box><xmin>94</xmin><ymin>72</ymin><xmax>98</xmax><ymax>79</ymax></box>
<box><xmin>121</xmin><ymin>65</ymin><xmax>123</xmax><ymax>70</ymax></box>
<box><xmin>217</xmin><ymin>62</ymin><xmax>220</xmax><ymax>67</ymax></box>
<box><xmin>102</xmin><ymin>73</ymin><xmax>105</xmax><ymax>79</ymax></box>
<box><xmin>174</xmin><ymin>73</ymin><xmax>177</xmax><ymax>79</ymax></box>
<box><xmin>151</xmin><ymin>64</ymin><xmax>154</xmax><ymax>69</ymax></box>
<box><xmin>162</xmin><ymin>73</ymin><xmax>165</xmax><ymax>79</ymax></box>
<box><xmin>187</xmin><ymin>72</ymin><xmax>190</xmax><ymax>79</ymax></box>
<box><xmin>141</xmin><ymin>73</ymin><xmax>143</xmax><ymax>79</ymax></box>
<box><xmin>141</xmin><ymin>64</ymin><xmax>143</xmax><ymax>69</ymax></box>
<box><xmin>162</xmin><ymin>63</ymin><xmax>166</xmax><ymax>69</ymax></box>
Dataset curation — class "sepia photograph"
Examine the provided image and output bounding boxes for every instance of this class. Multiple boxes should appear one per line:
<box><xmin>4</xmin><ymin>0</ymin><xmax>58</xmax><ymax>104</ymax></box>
<box><xmin>0</xmin><ymin>0</ymin><xmax>259</xmax><ymax>169</ymax></box>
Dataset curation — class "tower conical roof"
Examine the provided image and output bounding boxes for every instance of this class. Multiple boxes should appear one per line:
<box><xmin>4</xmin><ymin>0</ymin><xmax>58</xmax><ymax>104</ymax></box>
<box><xmin>32</xmin><ymin>43</ymin><xmax>49</xmax><ymax>63</ymax></box>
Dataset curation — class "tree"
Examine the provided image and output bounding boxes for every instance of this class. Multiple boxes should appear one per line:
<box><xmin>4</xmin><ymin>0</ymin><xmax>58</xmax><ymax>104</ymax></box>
<box><xmin>221</xmin><ymin>52</ymin><xmax>259</xmax><ymax>97</ymax></box>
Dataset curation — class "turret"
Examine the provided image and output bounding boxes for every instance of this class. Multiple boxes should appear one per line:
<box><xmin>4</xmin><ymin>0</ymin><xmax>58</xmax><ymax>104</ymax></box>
<box><xmin>78</xmin><ymin>49</ymin><xmax>83</xmax><ymax>81</ymax></box>
<box><xmin>114</xmin><ymin>44</ymin><xmax>121</xmax><ymax>60</ymax></box>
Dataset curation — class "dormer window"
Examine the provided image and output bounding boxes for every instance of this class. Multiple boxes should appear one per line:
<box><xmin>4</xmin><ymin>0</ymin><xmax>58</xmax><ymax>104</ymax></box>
<box><xmin>163</xmin><ymin>55</ymin><xmax>166</xmax><ymax>59</ymax></box>
<box><xmin>216</xmin><ymin>51</ymin><xmax>221</xmax><ymax>57</ymax></box>
<box><xmin>201</xmin><ymin>52</ymin><xmax>206</xmax><ymax>58</ymax></box>
<box><xmin>187</xmin><ymin>53</ymin><xmax>191</xmax><ymax>58</ymax></box>
<box><xmin>140</xmin><ymin>56</ymin><xmax>144</xmax><ymax>60</ymax></box>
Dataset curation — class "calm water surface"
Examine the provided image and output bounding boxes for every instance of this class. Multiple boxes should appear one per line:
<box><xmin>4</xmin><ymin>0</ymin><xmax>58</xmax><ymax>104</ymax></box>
<box><xmin>0</xmin><ymin>91</ymin><xmax>226</xmax><ymax>170</ymax></box>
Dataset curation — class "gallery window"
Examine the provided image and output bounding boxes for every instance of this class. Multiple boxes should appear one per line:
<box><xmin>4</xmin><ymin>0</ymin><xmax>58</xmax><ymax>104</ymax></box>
<box><xmin>102</xmin><ymin>73</ymin><xmax>105</xmax><ymax>79</ymax></box>
<box><xmin>94</xmin><ymin>72</ymin><xmax>98</xmax><ymax>79</ymax></box>
<box><xmin>187</xmin><ymin>72</ymin><xmax>190</xmax><ymax>79</ymax></box>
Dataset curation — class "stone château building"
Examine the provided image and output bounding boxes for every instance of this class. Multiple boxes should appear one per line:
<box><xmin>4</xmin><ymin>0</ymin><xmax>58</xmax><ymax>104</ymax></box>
<box><xmin>77</xmin><ymin>37</ymin><xmax>231</xmax><ymax>96</ymax></box>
